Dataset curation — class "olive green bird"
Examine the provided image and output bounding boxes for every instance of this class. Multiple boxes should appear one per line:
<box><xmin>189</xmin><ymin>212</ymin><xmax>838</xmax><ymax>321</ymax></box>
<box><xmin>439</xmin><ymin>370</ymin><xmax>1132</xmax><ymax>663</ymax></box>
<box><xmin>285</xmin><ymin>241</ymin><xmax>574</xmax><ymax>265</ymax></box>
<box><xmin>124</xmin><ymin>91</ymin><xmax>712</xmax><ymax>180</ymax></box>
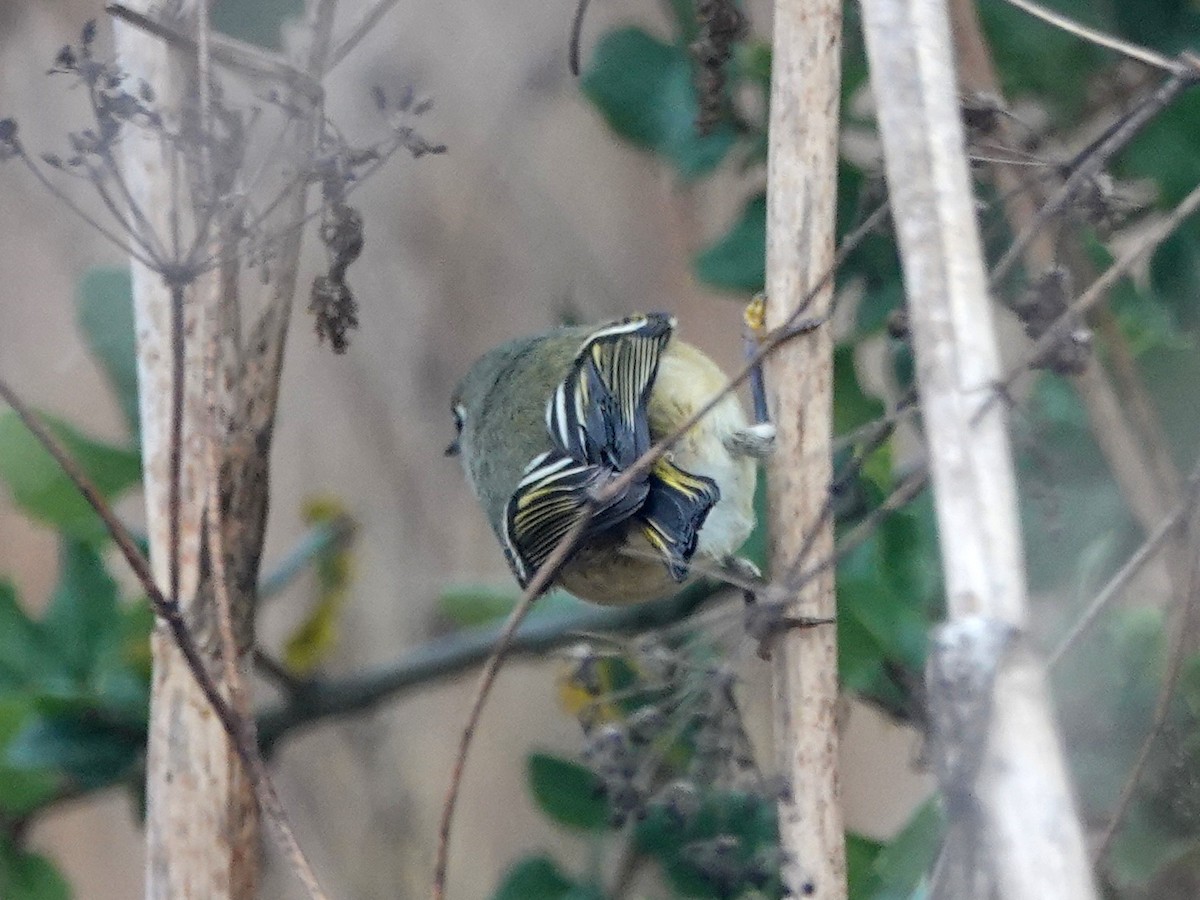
<box><xmin>447</xmin><ymin>313</ymin><xmax>773</xmax><ymax>606</ymax></box>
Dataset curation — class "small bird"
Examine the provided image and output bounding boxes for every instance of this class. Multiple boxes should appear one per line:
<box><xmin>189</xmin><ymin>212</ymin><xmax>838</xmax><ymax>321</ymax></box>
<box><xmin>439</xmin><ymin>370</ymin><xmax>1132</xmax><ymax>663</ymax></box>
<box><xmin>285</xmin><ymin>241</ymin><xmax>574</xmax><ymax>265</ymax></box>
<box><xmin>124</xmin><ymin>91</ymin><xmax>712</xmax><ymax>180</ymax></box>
<box><xmin>447</xmin><ymin>312</ymin><xmax>773</xmax><ymax>605</ymax></box>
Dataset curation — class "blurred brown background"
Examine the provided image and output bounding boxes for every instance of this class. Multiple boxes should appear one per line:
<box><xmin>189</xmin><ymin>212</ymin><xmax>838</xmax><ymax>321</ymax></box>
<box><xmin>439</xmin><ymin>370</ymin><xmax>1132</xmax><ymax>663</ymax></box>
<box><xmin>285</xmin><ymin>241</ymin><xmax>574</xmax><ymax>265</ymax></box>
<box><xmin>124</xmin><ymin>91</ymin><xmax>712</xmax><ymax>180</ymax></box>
<box><xmin>0</xmin><ymin>1</ymin><xmax>928</xmax><ymax>897</ymax></box>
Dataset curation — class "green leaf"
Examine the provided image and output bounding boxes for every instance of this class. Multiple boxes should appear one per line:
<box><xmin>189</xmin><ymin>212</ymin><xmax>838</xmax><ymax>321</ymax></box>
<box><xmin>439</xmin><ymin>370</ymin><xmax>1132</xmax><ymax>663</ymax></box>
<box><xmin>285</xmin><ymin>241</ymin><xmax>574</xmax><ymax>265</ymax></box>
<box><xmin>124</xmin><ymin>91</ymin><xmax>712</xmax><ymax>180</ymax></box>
<box><xmin>7</xmin><ymin>715</ymin><xmax>141</xmax><ymax>789</ymax></box>
<box><xmin>1138</xmin><ymin>345</ymin><xmax>1200</xmax><ymax>473</ymax></box>
<box><xmin>693</xmin><ymin>193</ymin><xmax>766</xmax><ymax>292</ymax></box>
<box><xmin>492</xmin><ymin>856</ymin><xmax>583</xmax><ymax>900</ymax></box>
<box><xmin>0</xmin><ymin>697</ymin><xmax>59</xmax><ymax>817</ymax></box>
<box><xmin>0</xmin><ymin>582</ymin><xmax>69</xmax><ymax>691</ymax></box>
<box><xmin>978</xmin><ymin>0</ymin><xmax>1105</xmax><ymax>122</ymax></box>
<box><xmin>526</xmin><ymin>753</ymin><xmax>609</xmax><ymax>831</ymax></box>
<box><xmin>1110</xmin><ymin>0</ymin><xmax>1200</xmax><ymax>52</ymax></box>
<box><xmin>0</xmin><ymin>412</ymin><xmax>141</xmax><ymax>544</ymax></box>
<box><xmin>1147</xmin><ymin>228</ymin><xmax>1200</xmax><ymax>332</ymax></box>
<box><xmin>1053</xmin><ymin>609</ymin><xmax>1164</xmax><ymax>813</ymax></box>
<box><xmin>1016</xmin><ymin>374</ymin><xmax>1139</xmax><ymax>592</ymax></box>
<box><xmin>210</xmin><ymin>0</ymin><xmax>303</xmax><ymax>50</ymax></box>
<box><xmin>833</xmin><ymin>345</ymin><xmax>885</xmax><ymax>435</ymax></box>
<box><xmin>0</xmin><ymin>840</ymin><xmax>70</xmax><ymax>900</ymax></box>
<box><xmin>871</xmin><ymin>798</ymin><xmax>944</xmax><ymax>899</ymax></box>
<box><xmin>42</xmin><ymin>539</ymin><xmax>120</xmax><ymax>682</ymax></box>
<box><xmin>75</xmin><ymin>268</ymin><xmax>139</xmax><ymax>441</ymax></box>
<box><xmin>1107</xmin><ymin>801</ymin><xmax>1200</xmax><ymax>889</ymax></box>
<box><xmin>582</xmin><ymin>28</ymin><xmax>736</xmax><ymax>180</ymax></box>
<box><xmin>847</xmin><ymin>832</ymin><xmax>884</xmax><ymax>900</ymax></box>
<box><xmin>835</xmin><ymin>499</ymin><xmax>937</xmax><ymax>715</ymax></box>
<box><xmin>635</xmin><ymin>788</ymin><xmax>780</xmax><ymax>897</ymax></box>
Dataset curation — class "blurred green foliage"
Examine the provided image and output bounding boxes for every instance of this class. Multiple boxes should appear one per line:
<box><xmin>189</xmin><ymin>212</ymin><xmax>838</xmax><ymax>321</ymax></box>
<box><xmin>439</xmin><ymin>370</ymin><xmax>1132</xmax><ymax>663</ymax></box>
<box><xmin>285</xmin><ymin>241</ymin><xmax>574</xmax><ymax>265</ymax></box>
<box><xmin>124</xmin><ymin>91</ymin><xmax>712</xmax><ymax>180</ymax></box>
<box><xmin>209</xmin><ymin>0</ymin><xmax>303</xmax><ymax>51</ymax></box>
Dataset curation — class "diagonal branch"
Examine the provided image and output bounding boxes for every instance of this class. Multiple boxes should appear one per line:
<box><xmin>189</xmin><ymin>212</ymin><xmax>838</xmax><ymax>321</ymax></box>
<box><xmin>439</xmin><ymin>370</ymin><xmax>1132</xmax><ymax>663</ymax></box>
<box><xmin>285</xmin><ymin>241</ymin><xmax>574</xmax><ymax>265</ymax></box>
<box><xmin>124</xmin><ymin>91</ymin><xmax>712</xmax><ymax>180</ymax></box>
<box><xmin>1048</xmin><ymin>459</ymin><xmax>1200</xmax><ymax>670</ymax></box>
<box><xmin>1000</xmin><ymin>0</ymin><xmax>1186</xmax><ymax>75</ymax></box>
<box><xmin>0</xmin><ymin>376</ymin><xmax>329</xmax><ymax>899</ymax></box>
<box><xmin>1095</xmin><ymin>499</ymin><xmax>1200</xmax><ymax>862</ymax></box>
<box><xmin>988</xmin><ymin>66</ymin><xmax>1200</xmax><ymax>289</ymax></box>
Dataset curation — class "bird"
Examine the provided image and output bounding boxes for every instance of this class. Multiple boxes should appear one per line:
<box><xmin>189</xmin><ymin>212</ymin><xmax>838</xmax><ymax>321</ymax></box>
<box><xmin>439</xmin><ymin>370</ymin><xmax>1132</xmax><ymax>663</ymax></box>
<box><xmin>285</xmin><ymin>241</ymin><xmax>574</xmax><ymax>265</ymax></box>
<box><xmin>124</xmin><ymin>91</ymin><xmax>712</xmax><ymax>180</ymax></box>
<box><xmin>447</xmin><ymin>312</ymin><xmax>773</xmax><ymax>605</ymax></box>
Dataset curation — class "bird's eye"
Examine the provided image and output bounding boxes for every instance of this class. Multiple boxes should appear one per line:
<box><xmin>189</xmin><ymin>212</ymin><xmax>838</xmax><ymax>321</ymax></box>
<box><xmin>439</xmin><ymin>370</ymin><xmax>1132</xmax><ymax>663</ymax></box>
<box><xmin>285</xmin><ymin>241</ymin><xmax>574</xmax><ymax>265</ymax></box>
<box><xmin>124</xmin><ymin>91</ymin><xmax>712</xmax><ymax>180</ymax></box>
<box><xmin>445</xmin><ymin>402</ymin><xmax>466</xmax><ymax>457</ymax></box>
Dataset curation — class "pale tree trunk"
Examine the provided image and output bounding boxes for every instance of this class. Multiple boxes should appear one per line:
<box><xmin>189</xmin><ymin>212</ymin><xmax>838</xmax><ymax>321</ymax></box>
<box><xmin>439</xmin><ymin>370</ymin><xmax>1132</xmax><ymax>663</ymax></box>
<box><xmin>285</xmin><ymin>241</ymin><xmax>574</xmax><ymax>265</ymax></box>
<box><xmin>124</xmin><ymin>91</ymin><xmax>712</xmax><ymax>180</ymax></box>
<box><xmin>113</xmin><ymin>5</ymin><xmax>259</xmax><ymax>897</ymax></box>
<box><xmin>763</xmin><ymin>0</ymin><xmax>846</xmax><ymax>897</ymax></box>
<box><xmin>113</xmin><ymin>1</ymin><xmax>338</xmax><ymax>896</ymax></box>
<box><xmin>860</xmin><ymin>0</ymin><xmax>1098</xmax><ymax>897</ymax></box>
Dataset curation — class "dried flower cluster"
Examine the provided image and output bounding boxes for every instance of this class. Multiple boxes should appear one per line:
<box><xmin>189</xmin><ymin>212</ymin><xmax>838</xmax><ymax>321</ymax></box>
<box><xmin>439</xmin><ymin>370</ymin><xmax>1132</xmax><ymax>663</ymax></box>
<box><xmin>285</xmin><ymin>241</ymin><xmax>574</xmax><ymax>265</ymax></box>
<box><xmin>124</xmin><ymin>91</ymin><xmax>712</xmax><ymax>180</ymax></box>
<box><xmin>560</xmin><ymin>634</ymin><xmax>785</xmax><ymax>894</ymax></box>
<box><xmin>690</xmin><ymin>0</ymin><xmax>747</xmax><ymax>135</ymax></box>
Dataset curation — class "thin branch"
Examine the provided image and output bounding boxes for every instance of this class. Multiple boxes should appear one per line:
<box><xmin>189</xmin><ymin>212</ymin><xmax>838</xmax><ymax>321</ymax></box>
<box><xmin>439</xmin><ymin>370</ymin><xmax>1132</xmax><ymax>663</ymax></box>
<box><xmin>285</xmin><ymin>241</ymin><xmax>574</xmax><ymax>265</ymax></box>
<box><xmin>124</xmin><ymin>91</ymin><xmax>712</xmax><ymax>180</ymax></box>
<box><xmin>992</xmin><ymin>178</ymin><xmax>1200</xmax><ymax>399</ymax></box>
<box><xmin>569</xmin><ymin>0</ymin><xmax>593</xmax><ymax>77</ymax></box>
<box><xmin>105</xmin><ymin>3</ymin><xmax>324</xmax><ymax>101</ymax></box>
<box><xmin>432</xmin><ymin>513</ymin><xmax>591</xmax><ymax>900</ymax></box>
<box><xmin>1095</xmin><ymin>506</ymin><xmax>1200</xmax><ymax>861</ymax></box>
<box><xmin>784</xmin><ymin>389</ymin><xmax>919</xmax><ymax>590</ymax></box>
<box><xmin>988</xmin><ymin>68</ymin><xmax>1199</xmax><ymax>289</ymax></box>
<box><xmin>1048</xmin><ymin>459</ymin><xmax>1200</xmax><ymax>669</ymax></box>
<box><xmin>951</xmin><ymin>0</ymin><xmax>1183</xmax><ymax>548</ymax></box>
<box><xmin>95</xmin><ymin>145</ymin><xmax>170</xmax><ymax>265</ymax></box>
<box><xmin>89</xmin><ymin>161</ymin><xmax>166</xmax><ymax>262</ymax></box>
<box><xmin>0</xmin><ymin>380</ymin><xmax>162</xmax><ymax>615</ymax></box>
<box><xmin>257</xmin><ymin>582</ymin><xmax>717</xmax><ymax>749</ymax></box>
<box><xmin>0</xmin><ymin>375</ymin><xmax>329</xmax><ymax>899</ymax></box>
<box><xmin>254</xmin><ymin>648</ymin><xmax>309</xmax><ymax>695</ymax></box>
<box><xmin>13</xmin><ymin>148</ymin><xmax>158</xmax><ymax>269</ymax></box>
<box><xmin>166</xmin><ymin>280</ymin><xmax>185</xmax><ymax>641</ymax></box>
<box><xmin>259</xmin><ymin>517</ymin><xmax>356</xmax><ymax>599</ymax></box>
<box><xmin>328</xmin><ymin>0</ymin><xmax>399</xmax><ymax>71</ymax></box>
<box><xmin>1000</xmin><ymin>0</ymin><xmax>1185</xmax><ymax>75</ymax></box>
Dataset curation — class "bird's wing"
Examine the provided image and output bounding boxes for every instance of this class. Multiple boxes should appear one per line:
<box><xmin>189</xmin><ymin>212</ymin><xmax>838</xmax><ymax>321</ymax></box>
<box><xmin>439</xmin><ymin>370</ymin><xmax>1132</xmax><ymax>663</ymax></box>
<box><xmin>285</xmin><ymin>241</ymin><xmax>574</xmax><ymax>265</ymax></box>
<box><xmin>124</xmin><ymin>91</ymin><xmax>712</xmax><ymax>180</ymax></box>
<box><xmin>506</xmin><ymin>312</ymin><xmax>719</xmax><ymax>587</ymax></box>
<box><xmin>546</xmin><ymin>313</ymin><xmax>674</xmax><ymax>469</ymax></box>
<box><xmin>502</xmin><ymin>449</ymin><xmax>649</xmax><ymax>585</ymax></box>
<box><xmin>637</xmin><ymin>457</ymin><xmax>720</xmax><ymax>581</ymax></box>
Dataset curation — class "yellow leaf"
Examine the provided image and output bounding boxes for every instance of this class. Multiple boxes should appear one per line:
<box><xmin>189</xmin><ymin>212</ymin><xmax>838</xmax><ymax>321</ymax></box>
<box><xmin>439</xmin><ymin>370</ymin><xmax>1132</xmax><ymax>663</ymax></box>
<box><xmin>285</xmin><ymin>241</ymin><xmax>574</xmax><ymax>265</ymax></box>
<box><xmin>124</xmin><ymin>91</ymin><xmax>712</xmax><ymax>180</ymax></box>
<box><xmin>283</xmin><ymin>494</ymin><xmax>355</xmax><ymax>674</ymax></box>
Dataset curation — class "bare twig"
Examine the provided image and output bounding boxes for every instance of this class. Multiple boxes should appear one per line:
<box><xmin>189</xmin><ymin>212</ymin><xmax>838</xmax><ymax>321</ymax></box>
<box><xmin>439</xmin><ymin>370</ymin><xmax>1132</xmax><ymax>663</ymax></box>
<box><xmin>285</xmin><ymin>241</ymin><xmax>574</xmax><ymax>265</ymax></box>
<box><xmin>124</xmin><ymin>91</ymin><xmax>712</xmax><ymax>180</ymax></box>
<box><xmin>106</xmin><ymin>3</ymin><xmax>324</xmax><ymax>101</ymax></box>
<box><xmin>568</xmin><ymin>0</ymin><xmax>593</xmax><ymax>77</ymax></box>
<box><xmin>993</xmin><ymin>179</ymin><xmax>1200</xmax><ymax>398</ymax></box>
<box><xmin>1000</xmin><ymin>0</ymin><xmax>1185</xmax><ymax>75</ymax></box>
<box><xmin>166</xmin><ymin>280</ymin><xmax>186</xmax><ymax>648</ymax></box>
<box><xmin>1095</xmin><ymin>505</ymin><xmax>1200</xmax><ymax>861</ymax></box>
<box><xmin>0</xmin><ymin>382</ymin><xmax>329</xmax><ymax>900</ymax></box>
<box><xmin>989</xmin><ymin>69</ymin><xmax>1199</xmax><ymax>289</ymax></box>
<box><xmin>950</xmin><ymin>0</ymin><xmax>1183</xmax><ymax>550</ymax></box>
<box><xmin>432</xmin><ymin>514</ymin><xmax>591</xmax><ymax>900</ymax></box>
<box><xmin>328</xmin><ymin>0</ymin><xmax>398</xmax><ymax>70</ymax></box>
<box><xmin>256</xmin><ymin>582</ymin><xmax>716</xmax><ymax>746</ymax></box>
<box><xmin>13</xmin><ymin>149</ymin><xmax>157</xmax><ymax>268</ymax></box>
<box><xmin>1048</xmin><ymin>460</ymin><xmax>1200</xmax><ymax>669</ymax></box>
